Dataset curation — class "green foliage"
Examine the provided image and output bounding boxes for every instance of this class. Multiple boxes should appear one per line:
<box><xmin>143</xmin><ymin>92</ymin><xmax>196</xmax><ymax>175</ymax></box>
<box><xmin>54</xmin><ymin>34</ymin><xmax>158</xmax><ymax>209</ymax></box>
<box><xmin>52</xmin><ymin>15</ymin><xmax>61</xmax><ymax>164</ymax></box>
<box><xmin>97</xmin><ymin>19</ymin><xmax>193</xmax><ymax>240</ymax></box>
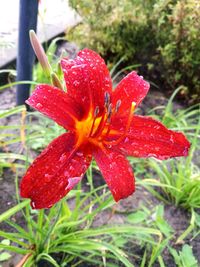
<box><xmin>169</xmin><ymin>244</ymin><xmax>198</xmax><ymax>267</ymax></box>
<box><xmin>0</xmin><ymin>168</ymin><xmax>162</xmax><ymax>266</ymax></box>
<box><xmin>139</xmin><ymin>89</ymin><xmax>200</xmax><ymax>210</ymax></box>
<box><xmin>68</xmin><ymin>0</ymin><xmax>154</xmax><ymax>62</ymax></box>
<box><xmin>0</xmin><ymin>240</ymin><xmax>11</xmax><ymax>264</ymax></box>
<box><xmin>152</xmin><ymin>0</ymin><xmax>200</xmax><ymax>102</ymax></box>
<box><xmin>69</xmin><ymin>0</ymin><xmax>200</xmax><ymax>101</ymax></box>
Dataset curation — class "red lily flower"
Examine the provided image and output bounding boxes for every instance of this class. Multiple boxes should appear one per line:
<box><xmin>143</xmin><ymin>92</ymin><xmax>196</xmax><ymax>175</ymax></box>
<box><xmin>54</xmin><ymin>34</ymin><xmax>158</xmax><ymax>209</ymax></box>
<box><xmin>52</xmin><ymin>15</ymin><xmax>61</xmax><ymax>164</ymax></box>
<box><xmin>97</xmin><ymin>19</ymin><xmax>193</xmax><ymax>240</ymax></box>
<box><xmin>20</xmin><ymin>49</ymin><xmax>190</xmax><ymax>209</ymax></box>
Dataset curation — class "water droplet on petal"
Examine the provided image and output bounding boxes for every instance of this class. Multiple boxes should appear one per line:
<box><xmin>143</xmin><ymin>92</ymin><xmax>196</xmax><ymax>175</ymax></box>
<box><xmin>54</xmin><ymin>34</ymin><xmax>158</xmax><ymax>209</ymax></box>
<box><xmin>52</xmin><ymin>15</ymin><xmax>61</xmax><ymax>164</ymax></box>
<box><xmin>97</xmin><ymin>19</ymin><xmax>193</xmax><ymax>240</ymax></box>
<box><xmin>59</xmin><ymin>153</ymin><xmax>67</xmax><ymax>162</ymax></box>
<box><xmin>134</xmin><ymin>151</ymin><xmax>139</xmax><ymax>156</ymax></box>
<box><xmin>76</xmin><ymin>151</ymin><xmax>83</xmax><ymax>157</ymax></box>
<box><xmin>64</xmin><ymin>170</ymin><xmax>69</xmax><ymax>176</ymax></box>
<box><xmin>36</xmin><ymin>103</ymin><xmax>43</xmax><ymax>108</ymax></box>
<box><xmin>73</xmin><ymin>80</ymin><xmax>80</xmax><ymax>87</ymax></box>
<box><xmin>69</xmin><ymin>166</ymin><xmax>74</xmax><ymax>171</ymax></box>
<box><xmin>124</xmin><ymin>137</ymin><xmax>129</xmax><ymax>143</ymax></box>
<box><xmin>90</xmin><ymin>80</ymin><xmax>95</xmax><ymax>84</ymax></box>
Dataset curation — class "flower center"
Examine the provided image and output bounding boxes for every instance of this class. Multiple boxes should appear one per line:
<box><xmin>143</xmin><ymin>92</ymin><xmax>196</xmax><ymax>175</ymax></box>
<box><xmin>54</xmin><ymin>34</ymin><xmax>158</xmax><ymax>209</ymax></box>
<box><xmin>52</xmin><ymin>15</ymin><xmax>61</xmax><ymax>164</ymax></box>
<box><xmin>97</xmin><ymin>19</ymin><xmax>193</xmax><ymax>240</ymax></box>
<box><xmin>75</xmin><ymin>92</ymin><xmax>135</xmax><ymax>148</ymax></box>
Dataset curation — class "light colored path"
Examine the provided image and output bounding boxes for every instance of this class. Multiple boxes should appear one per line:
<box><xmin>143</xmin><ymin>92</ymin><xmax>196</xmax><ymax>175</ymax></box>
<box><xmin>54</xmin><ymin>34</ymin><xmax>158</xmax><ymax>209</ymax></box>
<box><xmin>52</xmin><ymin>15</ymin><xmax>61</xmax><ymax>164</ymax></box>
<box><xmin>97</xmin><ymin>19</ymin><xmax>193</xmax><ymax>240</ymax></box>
<box><xmin>0</xmin><ymin>0</ymin><xmax>81</xmax><ymax>67</ymax></box>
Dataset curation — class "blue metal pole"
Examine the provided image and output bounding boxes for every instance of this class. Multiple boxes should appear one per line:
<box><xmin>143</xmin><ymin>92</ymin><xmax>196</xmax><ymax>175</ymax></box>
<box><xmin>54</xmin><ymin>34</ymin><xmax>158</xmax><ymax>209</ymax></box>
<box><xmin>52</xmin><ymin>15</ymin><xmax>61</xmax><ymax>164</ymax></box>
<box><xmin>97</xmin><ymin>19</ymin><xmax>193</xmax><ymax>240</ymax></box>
<box><xmin>16</xmin><ymin>0</ymin><xmax>39</xmax><ymax>106</ymax></box>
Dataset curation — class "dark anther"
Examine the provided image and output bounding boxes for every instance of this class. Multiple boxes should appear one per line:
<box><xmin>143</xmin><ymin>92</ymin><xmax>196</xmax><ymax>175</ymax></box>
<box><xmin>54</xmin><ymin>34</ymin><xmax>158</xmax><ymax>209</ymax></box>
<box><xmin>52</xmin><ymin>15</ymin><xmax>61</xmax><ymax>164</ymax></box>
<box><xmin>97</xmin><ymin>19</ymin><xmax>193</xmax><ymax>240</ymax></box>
<box><xmin>107</xmin><ymin>103</ymin><xmax>113</xmax><ymax>123</ymax></box>
<box><xmin>115</xmin><ymin>99</ymin><xmax>121</xmax><ymax>112</ymax></box>
<box><xmin>104</xmin><ymin>92</ymin><xmax>110</xmax><ymax>108</ymax></box>
<box><xmin>94</xmin><ymin>106</ymin><xmax>100</xmax><ymax>117</ymax></box>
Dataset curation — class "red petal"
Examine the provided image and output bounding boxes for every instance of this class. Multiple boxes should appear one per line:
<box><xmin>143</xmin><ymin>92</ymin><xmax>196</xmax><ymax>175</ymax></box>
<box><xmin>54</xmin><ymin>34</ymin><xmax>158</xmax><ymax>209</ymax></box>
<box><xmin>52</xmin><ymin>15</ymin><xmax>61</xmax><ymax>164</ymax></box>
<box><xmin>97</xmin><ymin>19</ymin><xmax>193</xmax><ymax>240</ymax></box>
<box><xmin>26</xmin><ymin>85</ymin><xmax>81</xmax><ymax>130</ymax></box>
<box><xmin>20</xmin><ymin>132</ymin><xmax>91</xmax><ymax>209</ymax></box>
<box><xmin>61</xmin><ymin>49</ymin><xmax>112</xmax><ymax>114</ymax></box>
<box><xmin>93</xmin><ymin>148</ymin><xmax>135</xmax><ymax>201</ymax></box>
<box><xmin>112</xmin><ymin>71</ymin><xmax>149</xmax><ymax>113</ymax></box>
<box><xmin>109</xmin><ymin>115</ymin><xmax>190</xmax><ymax>159</ymax></box>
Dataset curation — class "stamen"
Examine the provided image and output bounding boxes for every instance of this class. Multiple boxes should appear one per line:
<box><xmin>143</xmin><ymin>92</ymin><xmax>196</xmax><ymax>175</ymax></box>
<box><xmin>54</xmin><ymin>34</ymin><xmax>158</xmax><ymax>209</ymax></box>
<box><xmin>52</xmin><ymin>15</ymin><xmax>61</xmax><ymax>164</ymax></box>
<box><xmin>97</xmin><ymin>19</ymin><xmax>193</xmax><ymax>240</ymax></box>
<box><xmin>94</xmin><ymin>106</ymin><xmax>100</xmax><ymax>117</ymax></box>
<box><xmin>88</xmin><ymin>106</ymin><xmax>100</xmax><ymax>137</ymax></box>
<box><xmin>94</xmin><ymin>103</ymin><xmax>113</xmax><ymax>139</ymax></box>
<box><xmin>107</xmin><ymin>103</ymin><xmax>112</xmax><ymax>123</ymax></box>
<box><xmin>115</xmin><ymin>99</ymin><xmax>121</xmax><ymax>113</ymax></box>
<box><xmin>92</xmin><ymin>94</ymin><xmax>111</xmax><ymax>138</ymax></box>
<box><xmin>91</xmin><ymin>113</ymin><xmax>106</xmax><ymax>138</ymax></box>
<box><xmin>104</xmin><ymin>101</ymin><xmax>136</xmax><ymax>145</ymax></box>
<box><xmin>104</xmin><ymin>92</ymin><xmax>110</xmax><ymax>109</ymax></box>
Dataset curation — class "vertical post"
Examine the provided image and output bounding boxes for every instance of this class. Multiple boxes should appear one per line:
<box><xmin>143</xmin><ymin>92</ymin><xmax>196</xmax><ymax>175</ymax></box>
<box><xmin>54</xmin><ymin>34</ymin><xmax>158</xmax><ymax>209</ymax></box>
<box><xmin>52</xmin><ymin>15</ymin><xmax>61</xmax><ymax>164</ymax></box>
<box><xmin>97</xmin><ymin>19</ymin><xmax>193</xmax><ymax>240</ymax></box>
<box><xmin>16</xmin><ymin>0</ymin><xmax>39</xmax><ymax>105</ymax></box>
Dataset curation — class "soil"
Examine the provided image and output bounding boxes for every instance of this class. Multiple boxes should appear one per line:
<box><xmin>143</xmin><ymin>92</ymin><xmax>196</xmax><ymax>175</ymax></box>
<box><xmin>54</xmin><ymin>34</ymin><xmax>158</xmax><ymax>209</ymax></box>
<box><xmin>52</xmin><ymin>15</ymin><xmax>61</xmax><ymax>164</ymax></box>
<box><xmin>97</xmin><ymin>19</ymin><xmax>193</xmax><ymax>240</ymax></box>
<box><xmin>0</xmin><ymin>44</ymin><xmax>199</xmax><ymax>267</ymax></box>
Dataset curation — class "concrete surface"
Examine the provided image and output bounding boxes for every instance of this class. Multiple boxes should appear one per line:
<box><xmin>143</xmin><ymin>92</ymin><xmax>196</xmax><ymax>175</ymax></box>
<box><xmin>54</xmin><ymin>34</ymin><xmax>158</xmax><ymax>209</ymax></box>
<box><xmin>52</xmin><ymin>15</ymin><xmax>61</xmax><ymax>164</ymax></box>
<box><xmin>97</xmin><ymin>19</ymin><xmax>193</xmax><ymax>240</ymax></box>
<box><xmin>0</xmin><ymin>0</ymin><xmax>81</xmax><ymax>68</ymax></box>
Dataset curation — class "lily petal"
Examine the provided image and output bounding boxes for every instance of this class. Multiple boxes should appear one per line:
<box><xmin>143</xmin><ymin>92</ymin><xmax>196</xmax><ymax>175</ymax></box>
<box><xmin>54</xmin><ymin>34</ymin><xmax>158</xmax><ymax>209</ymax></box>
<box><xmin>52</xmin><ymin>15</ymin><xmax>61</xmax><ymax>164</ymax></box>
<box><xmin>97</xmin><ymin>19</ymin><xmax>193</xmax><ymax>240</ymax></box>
<box><xmin>26</xmin><ymin>84</ymin><xmax>82</xmax><ymax>130</ymax></box>
<box><xmin>93</xmin><ymin>148</ymin><xmax>135</xmax><ymax>201</ymax></box>
<box><xmin>112</xmin><ymin>71</ymin><xmax>150</xmax><ymax>113</ymax></box>
<box><xmin>109</xmin><ymin>115</ymin><xmax>190</xmax><ymax>159</ymax></box>
<box><xmin>61</xmin><ymin>49</ymin><xmax>112</xmax><ymax>114</ymax></box>
<box><xmin>20</xmin><ymin>132</ymin><xmax>91</xmax><ymax>209</ymax></box>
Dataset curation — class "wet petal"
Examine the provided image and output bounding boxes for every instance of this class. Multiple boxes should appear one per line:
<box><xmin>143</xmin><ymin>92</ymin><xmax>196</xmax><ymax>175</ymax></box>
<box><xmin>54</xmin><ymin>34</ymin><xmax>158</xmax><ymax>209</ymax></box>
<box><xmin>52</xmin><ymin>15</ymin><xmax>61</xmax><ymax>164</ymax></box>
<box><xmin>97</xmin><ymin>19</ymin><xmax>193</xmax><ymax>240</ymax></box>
<box><xmin>20</xmin><ymin>132</ymin><xmax>91</xmax><ymax>209</ymax></box>
<box><xmin>93</xmin><ymin>148</ymin><xmax>135</xmax><ymax>201</ymax></box>
<box><xmin>26</xmin><ymin>84</ymin><xmax>82</xmax><ymax>130</ymax></box>
<box><xmin>61</xmin><ymin>49</ymin><xmax>112</xmax><ymax>114</ymax></box>
<box><xmin>112</xmin><ymin>71</ymin><xmax>149</xmax><ymax>114</ymax></box>
<box><xmin>109</xmin><ymin>115</ymin><xmax>190</xmax><ymax>159</ymax></box>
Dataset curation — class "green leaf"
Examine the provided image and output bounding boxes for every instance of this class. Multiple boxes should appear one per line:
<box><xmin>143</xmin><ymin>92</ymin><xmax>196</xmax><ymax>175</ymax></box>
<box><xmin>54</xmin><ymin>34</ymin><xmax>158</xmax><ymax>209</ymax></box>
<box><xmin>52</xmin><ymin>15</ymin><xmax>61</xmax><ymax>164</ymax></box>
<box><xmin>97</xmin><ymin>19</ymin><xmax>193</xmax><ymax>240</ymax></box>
<box><xmin>0</xmin><ymin>200</ymin><xmax>30</xmax><ymax>223</ymax></box>
<box><xmin>127</xmin><ymin>210</ymin><xmax>148</xmax><ymax>224</ymax></box>
<box><xmin>154</xmin><ymin>205</ymin><xmax>174</xmax><ymax>237</ymax></box>
<box><xmin>0</xmin><ymin>252</ymin><xmax>11</xmax><ymax>262</ymax></box>
<box><xmin>180</xmin><ymin>245</ymin><xmax>198</xmax><ymax>267</ymax></box>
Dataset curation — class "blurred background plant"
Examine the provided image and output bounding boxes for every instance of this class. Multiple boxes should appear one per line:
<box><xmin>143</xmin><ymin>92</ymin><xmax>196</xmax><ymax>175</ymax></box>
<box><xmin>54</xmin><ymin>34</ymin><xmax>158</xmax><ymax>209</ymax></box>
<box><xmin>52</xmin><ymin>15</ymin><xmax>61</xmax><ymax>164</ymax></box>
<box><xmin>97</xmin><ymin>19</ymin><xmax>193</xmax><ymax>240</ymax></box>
<box><xmin>68</xmin><ymin>0</ymin><xmax>200</xmax><ymax>103</ymax></box>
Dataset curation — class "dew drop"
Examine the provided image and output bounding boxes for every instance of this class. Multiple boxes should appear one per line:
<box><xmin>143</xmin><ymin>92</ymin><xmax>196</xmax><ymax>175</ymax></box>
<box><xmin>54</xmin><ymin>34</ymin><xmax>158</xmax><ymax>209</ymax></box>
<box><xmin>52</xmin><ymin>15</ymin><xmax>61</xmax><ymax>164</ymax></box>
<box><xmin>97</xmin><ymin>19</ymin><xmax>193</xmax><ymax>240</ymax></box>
<box><xmin>134</xmin><ymin>151</ymin><xmax>139</xmax><ymax>156</ymax></box>
<box><xmin>76</xmin><ymin>151</ymin><xmax>83</xmax><ymax>157</ymax></box>
<box><xmin>73</xmin><ymin>80</ymin><xmax>80</xmax><ymax>87</ymax></box>
<box><xmin>124</xmin><ymin>137</ymin><xmax>129</xmax><ymax>143</ymax></box>
<box><xmin>170</xmin><ymin>135</ymin><xmax>174</xmax><ymax>142</ymax></box>
<box><xmin>69</xmin><ymin>166</ymin><xmax>74</xmax><ymax>171</ymax></box>
<box><xmin>64</xmin><ymin>170</ymin><xmax>69</xmax><ymax>176</ymax></box>
<box><xmin>154</xmin><ymin>125</ymin><xmax>161</xmax><ymax>130</ymax></box>
<box><xmin>59</xmin><ymin>153</ymin><xmax>67</xmax><ymax>162</ymax></box>
<box><xmin>36</xmin><ymin>103</ymin><xmax>43</xmax><ymax>108</ymax></box>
